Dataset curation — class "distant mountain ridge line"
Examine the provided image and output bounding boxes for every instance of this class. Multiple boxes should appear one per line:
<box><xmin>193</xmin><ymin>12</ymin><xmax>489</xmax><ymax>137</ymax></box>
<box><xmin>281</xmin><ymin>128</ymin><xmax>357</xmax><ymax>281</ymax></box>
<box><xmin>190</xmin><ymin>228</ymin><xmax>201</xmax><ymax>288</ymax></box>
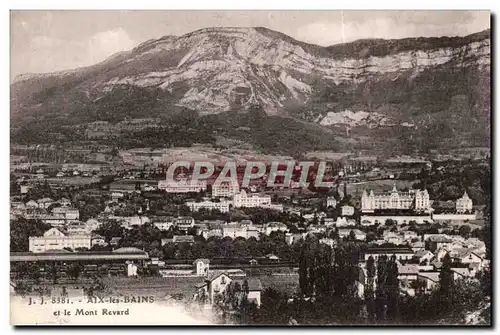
<box><xmin>10</xmin><ymin>26</ymin><xmax>490</xmax><ymax>154</ymax></box>
<box><xmin>12</xmin><ymin>27</ymin><xmax>490</xmax><ymax>83</ymax></box>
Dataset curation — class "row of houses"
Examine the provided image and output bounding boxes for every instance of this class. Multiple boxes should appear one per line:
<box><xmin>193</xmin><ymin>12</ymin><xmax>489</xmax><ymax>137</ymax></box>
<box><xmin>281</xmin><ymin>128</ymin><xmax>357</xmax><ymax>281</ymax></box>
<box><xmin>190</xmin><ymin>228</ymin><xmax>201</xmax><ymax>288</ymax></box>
<box><xmin>159</xmin><ymin>220</ymin><xmax>290</xmax><ymax>244</ymax></box>
<box><xmin>357</xmin><ymin>260</ymin><xmax>483</xmax><ymax>298</ymax></box>
<box><xmin>12</xmin><ymin>199</ymin><xmax>81</xmax><ymax>228</ymax></box>
<box><xmin>355</xmin><ymin>233</ymin><xmax>488</xmax><ymax>297</ymax></box>
<box><xmin>185</xmin><ymin>192</ymin><xmax>284</xmax><ymax>213</ymax></box>
<box><xmin>12</xmin><ymin>197</ymin><xmax>72</xmax><ymax>211</ymax></box>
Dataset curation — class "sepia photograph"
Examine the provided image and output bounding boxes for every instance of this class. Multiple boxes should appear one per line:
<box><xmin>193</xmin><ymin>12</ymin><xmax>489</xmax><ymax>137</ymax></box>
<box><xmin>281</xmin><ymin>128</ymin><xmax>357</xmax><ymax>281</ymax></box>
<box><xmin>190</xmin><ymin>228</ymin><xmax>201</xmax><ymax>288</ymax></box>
<box><xmin>9</xmin><ymin>9</ymin><xmax>492</xmax><ymax>326</ymax></box>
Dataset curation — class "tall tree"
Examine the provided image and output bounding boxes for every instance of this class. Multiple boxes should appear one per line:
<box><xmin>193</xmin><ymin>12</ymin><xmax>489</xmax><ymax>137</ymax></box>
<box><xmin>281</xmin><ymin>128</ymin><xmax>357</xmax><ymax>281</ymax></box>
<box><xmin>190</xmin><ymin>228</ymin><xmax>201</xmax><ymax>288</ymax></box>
<box><xmin>10</xmin><ymin>218</ymin><xmax>51</xmax><ymax>252</ymax></box>
<box><xmin>439</xmin><ymin>253</ymin><xmax>453</xmax><ymax>294</ymax></box>
<box><xmin>438</xmin><ymin>252</ymin><xmax>454</xmax><ymax>315</ymax></box>
<box><xmin>365</xmin><ymin>256</ymin><xmax>376</xmax><ymax>320</ymax></box>
<box><xmin>298</xmin><ymin>243</ymin><xmax>312</xmax><ymax>297</ymax></box>
<box><xmin>385</xmin><ymin>255</ymin><xmax>400</xmax><ymax>320</ymax></box>
<box><xmin>259</xmin><ymin>287</ymin><xmax>288</xmax><ymax>324</ymax></box>
<box><xmin>332</xmin><ymin>243</ymin><xmax>358</xmax><ymax>298</ymax></box>
<box><xmin>375</xmin><ymin>255</ymin><xmax>388</xmax><ymax>320</ymax></box>
<box><xmin>238</xmin><ymin>279</ymin><xmax>256</xmax><ymax>324</ymax></box>
<box><xmin>314</xmin><ymin>245</ymin><xmax>334</xmax><ymax>299</ymax></box>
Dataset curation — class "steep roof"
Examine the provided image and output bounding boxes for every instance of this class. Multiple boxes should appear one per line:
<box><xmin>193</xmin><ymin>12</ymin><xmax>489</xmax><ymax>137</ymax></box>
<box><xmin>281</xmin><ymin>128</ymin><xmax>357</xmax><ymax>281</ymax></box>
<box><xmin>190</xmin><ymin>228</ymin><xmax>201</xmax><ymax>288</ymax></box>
<box><xmin>207</xmin><ymin>271</ymin><xmax>231</xmax><ymax>282</ymax></box>
<box><xmin>415</xmin><ymin>250</ymin><xmax>433</xmax><ymax>257</ymax></box>
<box><xmin>247</xmin><ymin>278</ymin><xmax>263</xmax><ymax>291</ymax></box>
<box><xmin>195</xmin><ymin>282</ymin><xmax>207</xmax><ymax>289</ymax></box>
<box><xmin>451</xmin><ymin>267</ymin><xmax>471</xmax><ymax>277</ymax></box>
<box><xmin>172</xmin><ymin>235</ymin><xmax>195</xmax><ymax>242</ymax></box>
<box><xmin>428</xmin><ymin>236</ymin><xmax>452</xmax><ymax>243</ymax></box>
<box><xmin>365</xmin><ymin>247</ymin><xmax>414</xmax><ymax>254</ymax></box>
<box><xmin>451</xmin><ymin>248</ymin><xmax>481</xmax><ymax>259</ymax></box>
<box><xmin>418</xmin><ymin>272</ymin><xmax>440</xmax><ymax>283</ymax></box>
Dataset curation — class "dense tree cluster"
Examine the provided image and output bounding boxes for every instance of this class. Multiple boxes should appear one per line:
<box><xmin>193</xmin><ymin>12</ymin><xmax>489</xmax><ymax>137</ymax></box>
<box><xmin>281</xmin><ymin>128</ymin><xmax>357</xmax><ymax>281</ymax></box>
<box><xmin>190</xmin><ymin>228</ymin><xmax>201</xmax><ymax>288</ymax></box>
<box><xmin>10</xmin><ymin>218</ymin><xmax>51</xmax><ymax>252</ymax></box>
<box><xmin>212</xmin><ymin>279</ymin><xmax>259</xmax><ymax>324</ymax></box>
<box><xmin>399</xmin><ymin>258</ymin><xmax>491</xmax><ymax>324</ymax></box>
<box><xmin>413</xmin><ymin>162</ymin><xmax>490</xmax><ymax>205</ymax></box>
<box><xmin>243</xmin><ymin>251</ymin><xmax>490</xmax><ymax>325</ymax></box>
<box><xmin>161</xmin><ymin>232</ymin><xmax>301</xmax><ymax>262</ymax></box>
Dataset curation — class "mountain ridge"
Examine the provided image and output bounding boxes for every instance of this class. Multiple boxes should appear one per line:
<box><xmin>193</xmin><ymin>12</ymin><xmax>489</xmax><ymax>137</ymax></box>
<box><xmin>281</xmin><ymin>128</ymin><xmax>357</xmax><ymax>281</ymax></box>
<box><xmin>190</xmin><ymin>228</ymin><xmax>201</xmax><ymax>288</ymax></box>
<box><xmin>12</xmin><ymin>27</ymin><xmax>490</xmax><ymax>83</ymax></box>
<box><xmin>10</xmin><ymin>26</ymin><xmax>491</xmax><ymax>155</ymax></box>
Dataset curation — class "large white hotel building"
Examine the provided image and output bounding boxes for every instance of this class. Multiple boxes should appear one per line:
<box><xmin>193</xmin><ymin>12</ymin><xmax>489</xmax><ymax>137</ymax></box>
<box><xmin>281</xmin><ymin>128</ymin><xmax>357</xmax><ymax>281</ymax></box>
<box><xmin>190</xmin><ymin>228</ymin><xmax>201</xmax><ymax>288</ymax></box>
<box><xmin>185</xmin><ymin>199</ymin><xmax>231</xmax><ymax>213</ymax></box>
<box><xmin>361</xmin><ymin>185</ymin><xmax>431</xmax><ymax>213</ymax></box>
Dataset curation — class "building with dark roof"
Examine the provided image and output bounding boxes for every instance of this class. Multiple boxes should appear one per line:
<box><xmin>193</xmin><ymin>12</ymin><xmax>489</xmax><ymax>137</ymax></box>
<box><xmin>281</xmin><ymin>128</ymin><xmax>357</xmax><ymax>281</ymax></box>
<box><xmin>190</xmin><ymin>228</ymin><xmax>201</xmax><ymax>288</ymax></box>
<box><xmin>10</xmin><ymin>248</ymin><xmax>149</xmax><ymax>262</ymax></box>
<box><xmin>194</xmin><ymin>272</ymin><xmax>261</xmax><ymax>308</ymax></box>
<box><xmin>363</xmin><ymin>247</ymin><xmax>415</xmax><ymax>261</ymax></box>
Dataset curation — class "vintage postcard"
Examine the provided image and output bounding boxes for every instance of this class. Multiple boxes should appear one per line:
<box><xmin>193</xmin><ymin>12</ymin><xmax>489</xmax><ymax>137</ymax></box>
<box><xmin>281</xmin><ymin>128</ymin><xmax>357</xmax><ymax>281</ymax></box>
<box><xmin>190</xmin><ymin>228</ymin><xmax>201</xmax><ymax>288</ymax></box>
<box><xmin>10</xmin><ymin>10</ymin><xmax>491</xmax><ymax>325</ymax></box>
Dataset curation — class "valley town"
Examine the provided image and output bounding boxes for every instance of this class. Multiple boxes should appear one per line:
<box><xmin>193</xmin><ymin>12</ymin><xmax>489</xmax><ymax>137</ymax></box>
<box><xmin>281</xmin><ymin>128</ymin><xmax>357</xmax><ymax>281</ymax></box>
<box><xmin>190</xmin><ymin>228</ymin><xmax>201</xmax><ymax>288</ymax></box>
<box><xmin>10</xmin><ymin>145</ymin><xmax>491</xmax><ymax>325</ymax></box>
<box><xmin>9</xmin><ymin>12</ymin><xmax>491</xmax><ymax>326</ymax></box>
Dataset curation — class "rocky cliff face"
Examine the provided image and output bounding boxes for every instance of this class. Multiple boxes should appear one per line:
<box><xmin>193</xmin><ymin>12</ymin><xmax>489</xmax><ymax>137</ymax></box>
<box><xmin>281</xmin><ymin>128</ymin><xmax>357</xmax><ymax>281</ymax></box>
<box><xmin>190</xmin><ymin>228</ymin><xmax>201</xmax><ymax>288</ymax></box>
<box><xmin>102</xmin><ymin>28</ymin><xmax>490</xmax><ymax>114</ymax></box>
<box><xmin>11</xmin><ymin>27</ymin><xmax>491</xmax><ymax>154</ymax></box>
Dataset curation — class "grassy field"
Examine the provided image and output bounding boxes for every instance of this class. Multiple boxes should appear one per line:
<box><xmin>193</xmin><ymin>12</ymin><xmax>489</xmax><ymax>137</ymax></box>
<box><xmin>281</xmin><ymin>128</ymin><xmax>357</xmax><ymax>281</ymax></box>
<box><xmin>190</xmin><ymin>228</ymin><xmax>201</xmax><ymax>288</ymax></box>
<box><xmin>101</xmin><ymin>271</ymin><xmax>300</xmax><ymax>299</ymax></box>
<box><xmin>13</xmin><ymin>270</ymin><xmax>301</xmax><ymax>303</ymax></box>
<box><xmin>258</xmin><ymin>274</ymin><xmax>299</xmax><ymax>295</ymax></box>
<box><xmin>102</xmin><ymin>276</ymin><xmax>202</xmax><ymax>298</ymax></box>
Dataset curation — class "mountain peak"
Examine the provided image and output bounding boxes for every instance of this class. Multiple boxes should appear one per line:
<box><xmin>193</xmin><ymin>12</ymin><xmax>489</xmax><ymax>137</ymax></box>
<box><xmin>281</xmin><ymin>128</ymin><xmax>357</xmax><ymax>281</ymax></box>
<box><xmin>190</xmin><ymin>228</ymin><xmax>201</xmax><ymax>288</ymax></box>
<box><xmin>11</xmin><ymin>26</ymin><xmax>490</xmax><ymax>154</ymax></box>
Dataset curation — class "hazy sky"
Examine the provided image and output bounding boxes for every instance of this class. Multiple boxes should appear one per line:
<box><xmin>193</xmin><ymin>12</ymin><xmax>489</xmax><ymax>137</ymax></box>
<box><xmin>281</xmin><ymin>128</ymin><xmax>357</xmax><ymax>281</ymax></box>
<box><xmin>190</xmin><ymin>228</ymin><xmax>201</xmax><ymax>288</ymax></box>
<box><xmin>10</xmin><ymin>10</ymin><xmax>490</xmax><ymax>79</ymax></box>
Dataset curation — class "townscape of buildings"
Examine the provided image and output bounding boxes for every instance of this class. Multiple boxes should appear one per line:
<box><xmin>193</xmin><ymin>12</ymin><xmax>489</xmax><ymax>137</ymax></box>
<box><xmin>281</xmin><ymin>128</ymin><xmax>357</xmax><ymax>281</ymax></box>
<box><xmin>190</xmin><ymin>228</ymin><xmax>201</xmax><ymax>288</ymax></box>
<box><xmin>9</xmin><ymin>157</ymin><xmax>490</xmax><ymax>319</ymax></box>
